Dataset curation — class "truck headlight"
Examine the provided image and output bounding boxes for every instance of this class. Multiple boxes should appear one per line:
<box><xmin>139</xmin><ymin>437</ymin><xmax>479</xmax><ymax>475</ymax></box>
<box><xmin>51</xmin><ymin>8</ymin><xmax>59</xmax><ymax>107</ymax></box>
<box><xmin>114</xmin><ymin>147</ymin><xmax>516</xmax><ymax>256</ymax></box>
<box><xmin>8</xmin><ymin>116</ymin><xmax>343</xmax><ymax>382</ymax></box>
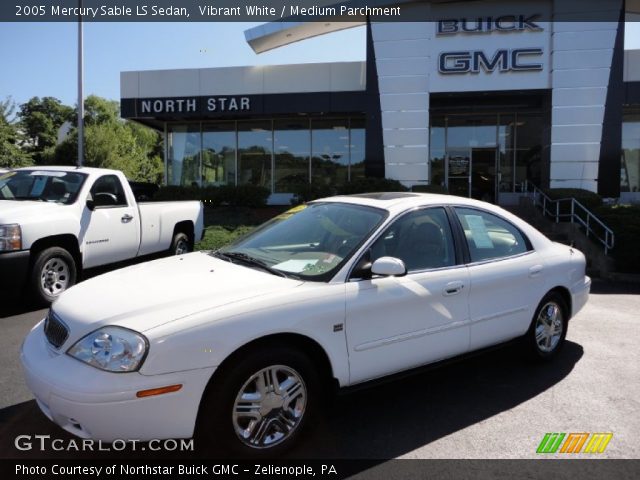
<box><xmin>67</xmin><ymin>326</ymin><xmax>148</xmax><ymax>372</ymax></box>
<box><xmin>0</xmin><ymin>224</ymin><xmax>21</xmax><ymax>251</ymax></box>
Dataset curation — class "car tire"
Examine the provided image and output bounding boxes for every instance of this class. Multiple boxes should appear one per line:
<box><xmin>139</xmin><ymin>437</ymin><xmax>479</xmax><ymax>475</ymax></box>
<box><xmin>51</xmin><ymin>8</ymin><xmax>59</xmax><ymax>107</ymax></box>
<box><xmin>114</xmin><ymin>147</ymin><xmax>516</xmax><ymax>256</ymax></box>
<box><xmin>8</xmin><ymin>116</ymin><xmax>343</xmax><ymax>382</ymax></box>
<box><xmin>525</xmin><ymin>292</ymin><xmax>569</xmax><ymax>361</ymax></box>
<box><xmin>30</xmin><ymin>247</ymin><xmax>77</xmax><ymax>306</ymax></box>
<box><xmin>169</xmin><ymin>232</ymin><xmax>191</xmax><ymax>256</ymax></box>
<box><xmin>196</xmin><ymin>347</ymin><xmax>320</xmax><ymax>457</ymax></box>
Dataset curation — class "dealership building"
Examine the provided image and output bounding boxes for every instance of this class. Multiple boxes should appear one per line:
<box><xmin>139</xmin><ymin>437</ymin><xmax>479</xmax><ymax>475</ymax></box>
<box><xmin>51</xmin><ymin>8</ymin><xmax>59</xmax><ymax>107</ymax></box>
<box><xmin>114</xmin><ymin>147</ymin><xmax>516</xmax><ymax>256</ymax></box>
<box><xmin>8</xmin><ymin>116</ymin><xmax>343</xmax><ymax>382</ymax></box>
<box><xmin>120</xmin><ymin>0</ymin><xmax>640</xmax><ymax>204</ymax></box>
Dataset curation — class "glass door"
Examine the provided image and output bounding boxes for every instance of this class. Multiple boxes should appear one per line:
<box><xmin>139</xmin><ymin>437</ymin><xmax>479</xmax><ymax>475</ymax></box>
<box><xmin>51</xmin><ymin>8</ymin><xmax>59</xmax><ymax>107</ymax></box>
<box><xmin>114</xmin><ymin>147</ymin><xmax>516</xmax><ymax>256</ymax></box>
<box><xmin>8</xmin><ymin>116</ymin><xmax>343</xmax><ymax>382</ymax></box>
<box><xmin>471</xmin><ymin>147</ymin><xmax>497</xmax><ymax>203</ymax></box>
<box><xmin>446</xmin><ymin>148</ymin><xmax>471</xmax><ymax>197</ymax></box>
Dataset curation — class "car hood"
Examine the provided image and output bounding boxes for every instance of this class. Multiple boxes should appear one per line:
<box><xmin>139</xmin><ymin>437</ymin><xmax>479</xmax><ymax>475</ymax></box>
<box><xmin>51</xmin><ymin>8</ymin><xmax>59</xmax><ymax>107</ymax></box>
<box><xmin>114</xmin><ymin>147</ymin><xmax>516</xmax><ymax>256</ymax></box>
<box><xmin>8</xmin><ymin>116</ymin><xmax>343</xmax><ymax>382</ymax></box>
<box><xmin>0</xmin><ymin>200</ymin><xmax>66</xmax><ymax>222</ymax></box>
<box><xmin>52</xmin><ymin>252</ymin><xmax>304</xmax><ymax>341</ymax></box>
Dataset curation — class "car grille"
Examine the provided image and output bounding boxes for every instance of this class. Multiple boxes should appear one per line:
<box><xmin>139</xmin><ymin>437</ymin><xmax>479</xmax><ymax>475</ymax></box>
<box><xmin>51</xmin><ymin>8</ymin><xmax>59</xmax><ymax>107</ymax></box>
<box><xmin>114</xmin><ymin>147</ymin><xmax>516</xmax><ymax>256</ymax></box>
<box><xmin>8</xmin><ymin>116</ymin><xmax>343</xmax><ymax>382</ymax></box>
<box><xmin>44</xmin><ymin>311</ymin><xmax>69</xmax><ymax>349</ymax></box>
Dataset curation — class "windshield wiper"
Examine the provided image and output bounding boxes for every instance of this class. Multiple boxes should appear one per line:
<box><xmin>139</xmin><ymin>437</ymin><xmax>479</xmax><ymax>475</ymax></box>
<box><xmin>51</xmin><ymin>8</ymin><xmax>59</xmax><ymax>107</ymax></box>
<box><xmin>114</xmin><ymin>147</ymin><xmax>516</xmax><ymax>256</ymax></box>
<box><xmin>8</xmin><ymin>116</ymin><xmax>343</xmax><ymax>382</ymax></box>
<box><xmin>212</xmin><ymin>251</ymin><xmax>292</xmax><ymax>279</ymax></box>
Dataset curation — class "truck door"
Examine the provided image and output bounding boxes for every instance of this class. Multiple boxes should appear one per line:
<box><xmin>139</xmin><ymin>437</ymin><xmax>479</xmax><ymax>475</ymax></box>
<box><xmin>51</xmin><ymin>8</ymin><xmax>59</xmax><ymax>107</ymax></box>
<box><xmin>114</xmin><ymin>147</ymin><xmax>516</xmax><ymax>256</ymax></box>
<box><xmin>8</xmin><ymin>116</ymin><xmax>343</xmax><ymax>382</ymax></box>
<box><xmin>81</xmin><ymin>174</ymin><xmax>141</xmax><ymax>268</ymax></box>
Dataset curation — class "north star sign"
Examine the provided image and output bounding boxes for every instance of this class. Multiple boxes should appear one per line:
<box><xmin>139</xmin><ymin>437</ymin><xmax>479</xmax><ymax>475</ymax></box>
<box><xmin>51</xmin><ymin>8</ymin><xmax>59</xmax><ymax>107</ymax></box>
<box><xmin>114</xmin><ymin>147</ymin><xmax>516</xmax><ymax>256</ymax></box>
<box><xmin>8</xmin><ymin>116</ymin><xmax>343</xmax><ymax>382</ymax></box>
<box><xmin>139</xmin><ymin>96</ymin><xmax>251</xmax><ymax>114</ymax></box>
<box><xmin>436</xmin><ymin>14</ymin><xmax>544</xmax><ymax>75</ymax></box>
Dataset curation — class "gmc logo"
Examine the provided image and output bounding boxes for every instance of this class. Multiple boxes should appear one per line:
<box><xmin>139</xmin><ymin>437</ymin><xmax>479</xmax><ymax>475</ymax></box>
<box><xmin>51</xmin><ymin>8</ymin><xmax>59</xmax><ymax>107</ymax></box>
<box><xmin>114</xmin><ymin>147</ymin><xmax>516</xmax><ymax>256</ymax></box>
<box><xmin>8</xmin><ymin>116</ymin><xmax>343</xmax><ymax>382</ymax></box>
<box><xmin>438</xmin><ymin>48</ymin><xmax>543</xmax><ymax>74</ymax></box>
<box><xmin>437</xmin><ymin>15</ymin><xmax>542</xmax><ymax>35</ymax></box>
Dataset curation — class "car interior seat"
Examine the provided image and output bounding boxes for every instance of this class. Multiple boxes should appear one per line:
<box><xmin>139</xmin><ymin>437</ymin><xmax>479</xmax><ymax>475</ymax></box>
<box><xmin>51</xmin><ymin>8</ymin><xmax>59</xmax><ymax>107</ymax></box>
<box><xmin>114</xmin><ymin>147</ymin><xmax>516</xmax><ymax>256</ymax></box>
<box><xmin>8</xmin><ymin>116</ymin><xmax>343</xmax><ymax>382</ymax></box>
<box><xmin>397</xmin><ymin>221</ymin><xmax>447</xmax><ymax>271</ymax></box>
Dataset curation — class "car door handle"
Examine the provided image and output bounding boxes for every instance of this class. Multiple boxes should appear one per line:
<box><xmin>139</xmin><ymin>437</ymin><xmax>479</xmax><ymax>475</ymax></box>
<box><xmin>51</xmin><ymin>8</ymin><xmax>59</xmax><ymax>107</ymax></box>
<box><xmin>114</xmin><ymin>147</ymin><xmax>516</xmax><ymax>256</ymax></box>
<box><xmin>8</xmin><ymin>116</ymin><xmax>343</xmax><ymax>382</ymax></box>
<box><xmin>121</xmin><ymin>214</ymin><xmax>134</xmax><ymax>223</ymax></box>
<box><xmin>529</xmin><ymin>265</ymin><xmax>544</xmax><ymax>278</ymax></box>
<box><xmin>443</xmin><ymin>281</ymin><xmax>465</xmax><ymax>296</ymax></box>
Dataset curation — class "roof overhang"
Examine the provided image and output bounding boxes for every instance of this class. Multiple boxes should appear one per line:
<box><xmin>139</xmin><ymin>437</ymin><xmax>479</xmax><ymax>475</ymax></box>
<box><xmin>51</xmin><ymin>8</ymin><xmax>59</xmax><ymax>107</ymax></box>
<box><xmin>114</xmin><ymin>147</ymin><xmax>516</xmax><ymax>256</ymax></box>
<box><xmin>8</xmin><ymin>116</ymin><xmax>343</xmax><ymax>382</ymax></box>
<box><xmin>245</xmin><ymin>21</ymin><xmax>365</xmax><ymax>54</ymax></box>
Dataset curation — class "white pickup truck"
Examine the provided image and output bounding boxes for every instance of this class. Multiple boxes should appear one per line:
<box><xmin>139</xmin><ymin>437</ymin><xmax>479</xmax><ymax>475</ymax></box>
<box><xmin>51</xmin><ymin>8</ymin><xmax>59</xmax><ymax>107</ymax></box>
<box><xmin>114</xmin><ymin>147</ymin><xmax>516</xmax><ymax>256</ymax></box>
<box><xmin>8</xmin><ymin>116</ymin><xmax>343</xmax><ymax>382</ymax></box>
<box><xmin>0</xmin><ymin>166</ymin><xmax>204</xmax><ymax>304</ymax></box>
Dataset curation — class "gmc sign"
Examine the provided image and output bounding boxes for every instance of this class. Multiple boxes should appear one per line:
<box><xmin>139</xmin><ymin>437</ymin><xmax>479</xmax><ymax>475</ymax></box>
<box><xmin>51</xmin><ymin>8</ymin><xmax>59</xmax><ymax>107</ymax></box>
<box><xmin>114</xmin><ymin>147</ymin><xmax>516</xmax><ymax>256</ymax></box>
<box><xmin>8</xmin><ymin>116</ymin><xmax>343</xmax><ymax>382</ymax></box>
<box><xmin>438</xmin><ymin>48</ymin><xmax>544</xmax><ymax>74</ymax></box>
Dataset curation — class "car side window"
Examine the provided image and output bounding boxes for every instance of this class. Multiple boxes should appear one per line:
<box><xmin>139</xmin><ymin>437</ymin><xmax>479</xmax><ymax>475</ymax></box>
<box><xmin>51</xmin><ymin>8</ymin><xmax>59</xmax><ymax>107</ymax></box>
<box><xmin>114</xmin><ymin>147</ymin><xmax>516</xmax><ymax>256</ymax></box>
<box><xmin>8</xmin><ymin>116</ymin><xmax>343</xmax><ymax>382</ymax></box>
<box><xmin>454</xmin><ymin>207</ymin><xmax>529</xmax><ymax>262</ymax></box>
<box><xmin>90</xmin><ymin>175</ymin><xmax>128</xmax><ymax>207</ymax></box>
<box><xmin>369</xmin><ymin>207</ymin><xmax>456</xmax><ymax>272</ymax></box>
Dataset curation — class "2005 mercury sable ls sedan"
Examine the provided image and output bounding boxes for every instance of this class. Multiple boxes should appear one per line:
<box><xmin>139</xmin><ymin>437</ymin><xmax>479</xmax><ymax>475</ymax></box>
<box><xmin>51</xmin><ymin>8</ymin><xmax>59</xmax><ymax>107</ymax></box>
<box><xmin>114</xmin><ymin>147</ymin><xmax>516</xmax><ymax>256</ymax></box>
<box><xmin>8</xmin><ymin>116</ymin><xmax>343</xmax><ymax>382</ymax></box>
<box><xmin>21</xmin><ymin>193</ymin><xmax>590</xmax><ymax>456</ymax></box>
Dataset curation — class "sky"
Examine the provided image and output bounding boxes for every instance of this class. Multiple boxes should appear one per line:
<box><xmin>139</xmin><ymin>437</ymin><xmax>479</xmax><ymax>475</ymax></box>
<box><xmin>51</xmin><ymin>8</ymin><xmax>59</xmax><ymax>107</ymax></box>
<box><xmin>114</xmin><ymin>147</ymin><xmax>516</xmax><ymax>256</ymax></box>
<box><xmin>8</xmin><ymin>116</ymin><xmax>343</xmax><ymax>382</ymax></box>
<box><xmin>1</xmin><ymin>21</ymin><xmax>639</xmax><ymax>107</ymax></box>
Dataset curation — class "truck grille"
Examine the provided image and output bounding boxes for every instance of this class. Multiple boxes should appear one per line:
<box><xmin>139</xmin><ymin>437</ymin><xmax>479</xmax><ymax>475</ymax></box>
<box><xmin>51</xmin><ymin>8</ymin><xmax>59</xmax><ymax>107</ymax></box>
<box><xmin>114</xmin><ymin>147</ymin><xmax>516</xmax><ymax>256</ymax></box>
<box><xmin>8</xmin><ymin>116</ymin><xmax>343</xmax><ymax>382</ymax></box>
<box><xmin>44</xmin><ymin>311</ymin><xmax>69</xmax><ymax>349</ymax></box>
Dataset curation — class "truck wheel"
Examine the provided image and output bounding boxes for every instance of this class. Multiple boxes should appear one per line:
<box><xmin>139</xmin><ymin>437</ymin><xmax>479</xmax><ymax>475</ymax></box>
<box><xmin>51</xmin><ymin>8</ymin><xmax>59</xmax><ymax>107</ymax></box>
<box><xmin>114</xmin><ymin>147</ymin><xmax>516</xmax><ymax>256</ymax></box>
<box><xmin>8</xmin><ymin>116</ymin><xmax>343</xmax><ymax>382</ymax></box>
<box><xmin>196</xmin><ymin>347</ymin><xmax>320</xmax><ymax>457</ymax></box>
<box><xmin>170</xmin><ymin>232</ymin><xmax>191</xmax><ymax>256</ymax></box>
<box><xmin>31</xmin><ymin>247</ymin><xmax>77</xmax><ymax>305</ymax></box>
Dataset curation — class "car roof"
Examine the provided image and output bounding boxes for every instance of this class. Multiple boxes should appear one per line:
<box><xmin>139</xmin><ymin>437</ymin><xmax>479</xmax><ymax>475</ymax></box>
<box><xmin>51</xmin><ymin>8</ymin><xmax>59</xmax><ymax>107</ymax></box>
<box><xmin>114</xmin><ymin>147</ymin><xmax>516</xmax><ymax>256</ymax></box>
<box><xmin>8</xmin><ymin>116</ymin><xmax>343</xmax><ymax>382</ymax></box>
<box><xmin>318</xmin><ymin>192</ymin><xmax>501</xmax><ymax>214</ymax></box>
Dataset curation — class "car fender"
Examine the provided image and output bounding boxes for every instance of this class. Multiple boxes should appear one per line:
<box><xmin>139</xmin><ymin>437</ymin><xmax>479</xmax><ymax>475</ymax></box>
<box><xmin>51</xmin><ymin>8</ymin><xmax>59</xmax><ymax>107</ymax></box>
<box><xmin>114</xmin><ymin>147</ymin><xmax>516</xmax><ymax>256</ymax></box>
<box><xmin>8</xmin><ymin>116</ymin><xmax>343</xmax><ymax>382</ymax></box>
<box><xmin>139</xmin><ymin>283</ymin><xmax>350</xmax><ymax>386</ymax></box>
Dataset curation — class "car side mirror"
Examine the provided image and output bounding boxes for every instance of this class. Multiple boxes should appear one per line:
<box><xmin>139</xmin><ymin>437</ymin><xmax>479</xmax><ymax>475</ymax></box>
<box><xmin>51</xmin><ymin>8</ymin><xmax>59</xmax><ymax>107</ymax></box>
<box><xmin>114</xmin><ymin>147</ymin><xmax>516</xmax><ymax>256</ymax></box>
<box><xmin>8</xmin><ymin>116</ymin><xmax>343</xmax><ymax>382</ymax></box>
<box><xmin>371</xmin><ymin>256</ymin><xmax>407</xmax><ymax>277</ymax></box>
<box><xmin>86</xmin><ymin>197</ymin><xmax>95</xmax><ymax>211</ymax></box>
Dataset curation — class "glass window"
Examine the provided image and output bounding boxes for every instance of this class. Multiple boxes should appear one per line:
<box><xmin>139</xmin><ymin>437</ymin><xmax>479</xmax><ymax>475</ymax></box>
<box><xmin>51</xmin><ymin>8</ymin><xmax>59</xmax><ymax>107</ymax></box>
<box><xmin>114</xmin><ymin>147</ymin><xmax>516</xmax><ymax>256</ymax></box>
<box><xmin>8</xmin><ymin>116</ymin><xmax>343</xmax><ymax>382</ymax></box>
<box><xmin>498</xmin><ymin>114</ymin><xmax>515</xmax><ymax>192</ymax></box>
<box><xmin>430</xmin><ymin>115</ymin><xmax>446</xmax><ymax>186</ymax></box>
<box><xmin>202</xmin><ymin>122</ymin><xmax>236</xmax><ymax>186</ymax></box>
<box><xmin>0</xmin><ymin>170</ymin><xmax>87</xmax><ymax>204</ymax></box>
<box><xmin>514</xmin><ymin>114</ymin><xmax>542</xmax><ymax>190</ymax></box>
<box><xmin>167</xmin><ymin>124</ymin><xmax>200</xmax><ymax>186</ymax></box>
<box><xmin>90</xmin><ymin>175</ymin><xmax>128</xmax><ymax>207</ymax></box>
<box><xmin>622</xmin><ymin>107</ymin><xmax>640</xmax><ymax>193</ymax></box>
<box><xmin>350</xmin><ymin>118</ymin><xmax>366</xmax><ymax>181</ymax></box>
<box><xmin>238</xmin><ymin>121</ymin><xmax>272</xmax><ymax>189</ymax></box>
<box><xmin>274</xmin><ymin>119</ymin><xmax>310</xmax><ymax>193</ymax></box>
<box><xmin>454</xmin><ymin>207</ymin><xmax>529</xmax><ymax>262</ymax></box>
<box><xmin>447</xmin><ymin>115</ymin><xmax>497</xmax><ymax>148</ymax></box>
<box><xmin>312</xmin><ymin>119</ymin><xmax>349</xmax><ymax>187</ymax></box>
<box><xmin>218</xmin><ymin>202</ymin><xmax>387</xmax><ymax>282</ymax></box>
<box><xmin>369</xmin><ymin>207</ymin><xmax>456</xmax><ymax>271</ymax></box>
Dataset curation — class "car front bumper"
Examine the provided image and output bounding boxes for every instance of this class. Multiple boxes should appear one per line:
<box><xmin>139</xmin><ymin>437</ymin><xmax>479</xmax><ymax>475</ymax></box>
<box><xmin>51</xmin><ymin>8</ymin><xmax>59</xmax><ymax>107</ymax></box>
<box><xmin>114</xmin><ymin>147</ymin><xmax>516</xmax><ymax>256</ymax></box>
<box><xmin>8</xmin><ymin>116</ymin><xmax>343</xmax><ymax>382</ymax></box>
<box><xmin>0</xmin><ymin>249</ymin><xmax>30</xmax><ymax>289</ymax></box>
<box><xmin>20</xmin><ymin>320</ymin><xmax>215</xmax><ymax>442</ymax></box>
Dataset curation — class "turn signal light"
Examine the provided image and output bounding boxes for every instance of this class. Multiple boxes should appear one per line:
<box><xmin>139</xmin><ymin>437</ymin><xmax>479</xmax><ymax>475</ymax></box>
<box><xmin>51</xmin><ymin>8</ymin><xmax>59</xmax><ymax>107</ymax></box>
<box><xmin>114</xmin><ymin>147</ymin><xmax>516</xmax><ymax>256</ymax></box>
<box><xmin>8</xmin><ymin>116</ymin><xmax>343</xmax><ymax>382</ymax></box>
<box><xmin>136</xmin><ymin>384</ymin><xmax>182</xmax><ymax>398</ymax></box>
<box><xmin>0</xmin><ymin>224</ymin><xmax>22</xmax><ymax>251</ymax></box>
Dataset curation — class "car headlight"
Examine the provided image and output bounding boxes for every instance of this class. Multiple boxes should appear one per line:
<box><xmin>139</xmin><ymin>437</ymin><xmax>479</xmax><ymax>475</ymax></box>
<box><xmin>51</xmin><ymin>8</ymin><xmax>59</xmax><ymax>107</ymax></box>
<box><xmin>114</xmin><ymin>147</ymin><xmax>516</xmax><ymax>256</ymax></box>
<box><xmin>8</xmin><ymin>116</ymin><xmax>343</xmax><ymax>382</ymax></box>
<box><xmin>67</xmin><ymin>326</ymin><xmax>148</xmax><ymax>372</ymax></box>
<box><xmin>0</xmin><ymin>224</ymin><xmax>21</xmax><ymax>251</ymax></box>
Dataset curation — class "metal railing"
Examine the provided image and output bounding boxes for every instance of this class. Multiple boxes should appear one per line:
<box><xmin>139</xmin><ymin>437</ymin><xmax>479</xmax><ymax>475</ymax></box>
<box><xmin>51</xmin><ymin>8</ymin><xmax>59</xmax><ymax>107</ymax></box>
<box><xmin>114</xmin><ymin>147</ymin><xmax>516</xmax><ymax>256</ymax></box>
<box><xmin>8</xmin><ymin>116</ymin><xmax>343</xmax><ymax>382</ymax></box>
<box><xmin>521</xmin><ymin>180</ymin><xmax>615</xmax><ymax>255</ymax></box>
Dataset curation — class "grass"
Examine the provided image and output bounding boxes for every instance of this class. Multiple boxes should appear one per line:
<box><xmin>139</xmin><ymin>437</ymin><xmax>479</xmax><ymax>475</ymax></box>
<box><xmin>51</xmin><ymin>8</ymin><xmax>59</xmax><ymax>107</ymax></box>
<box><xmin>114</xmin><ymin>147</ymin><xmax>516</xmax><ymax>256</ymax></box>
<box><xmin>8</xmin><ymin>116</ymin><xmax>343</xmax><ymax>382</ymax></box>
<box><xmin>195</xmin><ymin>206</ymin><xmax>289</xmax><ymax>251</ymax></box>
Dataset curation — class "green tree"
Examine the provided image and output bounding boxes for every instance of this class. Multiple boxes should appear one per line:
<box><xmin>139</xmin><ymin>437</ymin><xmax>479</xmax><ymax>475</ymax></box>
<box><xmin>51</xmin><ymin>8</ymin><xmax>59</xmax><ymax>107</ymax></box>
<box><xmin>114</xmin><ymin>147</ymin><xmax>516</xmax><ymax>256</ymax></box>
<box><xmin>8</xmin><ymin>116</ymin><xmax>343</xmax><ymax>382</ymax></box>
<box><xmin>52</xmin><ymin>117</ymin><xmax>163</xmax><ymax>183</ymax></box>
<box><xmin>83</xmin><ymin>95</ymin><xmax>120</xmax><ymax>126</ymax></box>
<box><xmin>0</xmin><ymin>97</ymin><xmax>32</xmax><ymax>168</ymax></box>
<box><xmin>18</xmin><ymin>96</ymin><xmax>74</xmax><ymax>163</ymax></box>
<box><xmin>39</xmin><ymin>95</ymin><xmax>162</xmax><ymax>182</ymax></box>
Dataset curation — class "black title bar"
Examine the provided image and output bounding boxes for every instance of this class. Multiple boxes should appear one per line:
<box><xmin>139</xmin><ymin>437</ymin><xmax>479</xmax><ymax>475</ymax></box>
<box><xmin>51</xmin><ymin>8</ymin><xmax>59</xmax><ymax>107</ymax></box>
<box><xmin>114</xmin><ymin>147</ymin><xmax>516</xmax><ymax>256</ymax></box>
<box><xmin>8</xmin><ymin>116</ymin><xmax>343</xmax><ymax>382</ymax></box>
<box><xmin>1</xmin><ymin>0</ymin><xmax>626</xmax><ymax>22</ymax></box>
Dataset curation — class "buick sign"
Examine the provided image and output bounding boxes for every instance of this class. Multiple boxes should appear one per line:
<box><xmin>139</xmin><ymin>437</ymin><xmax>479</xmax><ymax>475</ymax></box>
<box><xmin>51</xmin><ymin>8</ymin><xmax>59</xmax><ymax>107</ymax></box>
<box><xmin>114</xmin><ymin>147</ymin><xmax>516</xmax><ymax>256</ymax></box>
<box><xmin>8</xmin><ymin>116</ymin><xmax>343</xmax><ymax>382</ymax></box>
<box><xmin>437</xmin><ymin>14</ymin><xmax>542</xmax><ymax>35</ymax></box>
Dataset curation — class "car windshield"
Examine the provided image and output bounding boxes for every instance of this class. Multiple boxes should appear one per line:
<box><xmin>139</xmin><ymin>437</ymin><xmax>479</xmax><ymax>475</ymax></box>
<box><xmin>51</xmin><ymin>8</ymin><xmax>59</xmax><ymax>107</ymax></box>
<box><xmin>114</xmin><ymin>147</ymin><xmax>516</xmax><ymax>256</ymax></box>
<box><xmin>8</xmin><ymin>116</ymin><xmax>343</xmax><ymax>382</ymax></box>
<box><xmin>213</xmin><ymin>202</ymin><xmax>387</xmax><ymax>282</ymax></box>
<box><xmin>0</xmin><ymin>170</ymin><xmax>88</xmax><ymax>205</ymax></box>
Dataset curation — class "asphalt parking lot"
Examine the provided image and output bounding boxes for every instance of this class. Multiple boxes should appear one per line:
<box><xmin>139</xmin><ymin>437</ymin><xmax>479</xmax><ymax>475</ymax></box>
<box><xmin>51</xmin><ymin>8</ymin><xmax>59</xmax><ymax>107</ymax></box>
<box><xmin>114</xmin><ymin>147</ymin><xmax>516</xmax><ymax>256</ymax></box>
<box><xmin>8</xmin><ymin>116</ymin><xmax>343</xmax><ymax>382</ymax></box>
<box><xmin>1</xmin><ymin>278</ymin><xmax>638</xmax><ymax>460</ymax></box>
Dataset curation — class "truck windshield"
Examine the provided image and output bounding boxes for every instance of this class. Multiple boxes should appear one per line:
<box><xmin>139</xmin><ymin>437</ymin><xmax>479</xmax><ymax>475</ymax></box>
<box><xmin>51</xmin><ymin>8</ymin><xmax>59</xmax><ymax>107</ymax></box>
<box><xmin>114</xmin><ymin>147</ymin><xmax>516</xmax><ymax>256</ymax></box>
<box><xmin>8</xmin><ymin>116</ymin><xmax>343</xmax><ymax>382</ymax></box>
<box><xmin>214</xmin><ymin>202</ymin><xmax>387</xmax><ymax>282</ymax></box>
<box><xmin>0</xmin><ymin>170</ymin><xmax>88</xmax><ymax>205</ymax></box>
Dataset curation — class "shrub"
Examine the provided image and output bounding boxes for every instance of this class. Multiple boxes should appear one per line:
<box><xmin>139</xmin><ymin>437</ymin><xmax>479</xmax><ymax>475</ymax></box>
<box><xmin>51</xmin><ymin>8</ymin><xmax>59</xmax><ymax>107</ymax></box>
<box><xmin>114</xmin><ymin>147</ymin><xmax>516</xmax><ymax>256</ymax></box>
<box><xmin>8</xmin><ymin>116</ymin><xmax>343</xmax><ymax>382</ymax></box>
<box><xmin>151</xmin><ymin>184</ymin><xmax>269</xmax><ymax>208</ymax></box>
<box><xmin>595</xmin><ymin>204</ymin><xmax>640</xmax><ymax>274</ymax></box>
<box><xmin>411</xmin><ymin>184</ymin><xmax>450</xmax><ymax>194</ymax></box>
<box><xmin>543</xmin><ymin>188</ymin><xmax>603</xmax><ymax>210</ymax></box>
<box><xmin>152</xmin><ymin>185</ymin><xmax>201</xmax><ymax>202</ymax></box>
<box><xmin>290</xmin><ymin>183</ymin><xmax>337</xmax><ymax>204</ymax></box>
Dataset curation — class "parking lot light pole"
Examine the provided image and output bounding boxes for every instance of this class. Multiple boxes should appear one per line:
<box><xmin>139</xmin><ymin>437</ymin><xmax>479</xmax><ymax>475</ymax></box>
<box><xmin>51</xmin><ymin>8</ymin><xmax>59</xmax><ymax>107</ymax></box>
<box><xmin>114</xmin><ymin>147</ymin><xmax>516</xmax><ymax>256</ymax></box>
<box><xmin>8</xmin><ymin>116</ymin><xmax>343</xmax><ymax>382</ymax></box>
<box><xmin>77</xmin><ymin>0</ymin><xmax>84</xmax><ymax>167</ymax></box>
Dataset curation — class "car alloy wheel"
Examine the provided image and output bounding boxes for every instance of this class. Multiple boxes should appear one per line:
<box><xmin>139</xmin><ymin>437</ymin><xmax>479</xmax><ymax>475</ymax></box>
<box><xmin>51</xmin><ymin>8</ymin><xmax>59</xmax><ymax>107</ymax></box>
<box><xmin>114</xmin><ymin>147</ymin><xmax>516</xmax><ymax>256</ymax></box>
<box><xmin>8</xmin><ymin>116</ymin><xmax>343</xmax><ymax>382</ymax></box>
<box><xmin>232</xmin><ymin>365</ymin><xmax>307</xmax><ymax>449</ymax></box>
<box><xmin>534</xmin><ymin>301</ymin><xmax>564</xmax><ymax>353</ymax></box>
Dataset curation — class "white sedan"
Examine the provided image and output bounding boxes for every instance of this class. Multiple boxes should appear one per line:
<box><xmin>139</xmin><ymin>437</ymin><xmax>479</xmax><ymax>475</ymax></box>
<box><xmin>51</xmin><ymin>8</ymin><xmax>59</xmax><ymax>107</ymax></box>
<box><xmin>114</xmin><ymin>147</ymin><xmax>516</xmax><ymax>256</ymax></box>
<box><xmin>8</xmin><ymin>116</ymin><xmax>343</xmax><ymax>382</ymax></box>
<box><xmin>21</xmin><ymin>193</ymin><xmax>590</xmax><ymax>456</ymax></box>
